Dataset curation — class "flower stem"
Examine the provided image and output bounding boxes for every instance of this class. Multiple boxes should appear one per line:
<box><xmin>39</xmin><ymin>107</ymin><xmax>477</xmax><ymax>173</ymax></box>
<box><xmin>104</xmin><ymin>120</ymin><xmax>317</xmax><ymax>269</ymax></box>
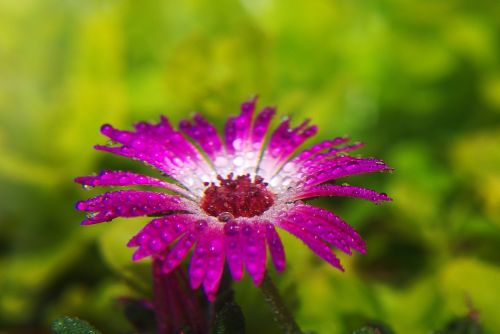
<box><xmin>259</xmin><ymin>272</ymin><xmax>303</xmax><ymax>334</ymax></box>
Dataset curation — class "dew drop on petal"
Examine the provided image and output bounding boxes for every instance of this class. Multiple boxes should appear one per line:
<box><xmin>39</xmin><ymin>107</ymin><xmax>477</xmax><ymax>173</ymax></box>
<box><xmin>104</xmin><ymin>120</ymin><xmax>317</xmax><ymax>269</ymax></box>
<box><xmin>214</xmin><ymin>156</ymin><xmax>228</xmax><ymax>167</ymax></box>
<box><xmin>282</xmin><ymin>163</ymin><xmax>295</xmax><ymax>172</ymax></box>
<box><xmin>271</xmin><ymin>147</ymin><xmax>281</xmax><ymax>158</ymax></box>
<box><xmin>269</xmin><ymin>178</ymin><xmax>280</xmax><ymax>187</ymax></box>
<box><xmin>149</xmin><ymin>239</ymin><xmax>163</xmax><ymax>251</ymax></box>
<box><xmin>173</xmin><ymin>157</ymin><xmax>184</xmax><ymax>167</ymax></box>
<box><xmin>105</xmin><ymin>140</ymin><xmax>120</xmax><ymax>147</ymax></box>
<box><xmin>196</xmin><ymin>219</ymin><xmax>208</xmax><ymax>231</ymax></box>
<box><xmin>160</xmin><ymin>231</ymin><xmax>170</xmax><ymax>241</ymax></box>
<box><xmin>76</xmin><ymin>201</ymin><xmax>87</xmax><ymax>210</ymax></box>
<box><xmin>281</xmin><ymin>177</ymin><xmax>291</xmax><ymax>187</ymax></box>
<box><xmin>233</xmin><ymin>139</ymin><xmax>243</xmax><ymax>150</ymax></box>
<box><xmin>224</xmin><ymin>221</ymin><xmax>239</xmax><ymax>236</ymax></box>
<box><xmin>218</xmin><ymin>212</ymin><xmax>234</xmax><ymax>222</ymax></box>
<box><xmin>86</xmin><ymin>212</ymin><xmax>98</xmax><ymax>219</ymax></box>
<box><xmin>233</xmin><ymin>156</ymin><xmax>244</xmax><ymax>166</ymax></box>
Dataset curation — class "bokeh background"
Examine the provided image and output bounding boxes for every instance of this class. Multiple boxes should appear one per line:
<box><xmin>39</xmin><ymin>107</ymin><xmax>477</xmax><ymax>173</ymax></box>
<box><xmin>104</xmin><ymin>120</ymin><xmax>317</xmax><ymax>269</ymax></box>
<box><xmin>1</xmin><ymin>0</ymin><xmax>499</xmax><ymax>333</ymax></box>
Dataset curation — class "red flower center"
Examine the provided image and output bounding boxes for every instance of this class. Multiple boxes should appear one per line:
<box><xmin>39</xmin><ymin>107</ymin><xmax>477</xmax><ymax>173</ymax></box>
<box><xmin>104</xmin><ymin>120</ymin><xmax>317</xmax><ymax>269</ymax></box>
<box><xmin>201</xmin><ymin>174</ymin><xmax>275</xmax><ymax>220</ymax></box>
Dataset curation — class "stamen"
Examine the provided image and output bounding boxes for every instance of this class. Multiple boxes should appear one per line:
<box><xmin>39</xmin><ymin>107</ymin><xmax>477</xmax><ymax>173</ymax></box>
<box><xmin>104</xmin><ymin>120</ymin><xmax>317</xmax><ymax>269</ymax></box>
<box><xmin>201</xmin><ymin>174</ymin><xmax>275</xmax><ymax>219</ymax></box>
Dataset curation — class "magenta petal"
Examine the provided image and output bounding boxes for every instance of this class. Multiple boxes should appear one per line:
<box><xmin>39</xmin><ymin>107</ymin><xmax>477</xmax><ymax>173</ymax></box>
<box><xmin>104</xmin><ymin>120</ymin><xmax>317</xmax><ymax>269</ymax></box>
<box><xmin>301</xmin><ymin>157</ymin><xmax>392</xmax><ymax>187</ymax></box>
<box><xmin>289</xmin><ymin>137</ymin><xmax>350</xmax><ymax>165</ymax></box>
<box><xmin>300</xmin><ymin>142</ymin><xmax>366</xmax><ymax>168</ymax></box>
<box><xmin>240</xmin><ymin>222</ymin><xmax>267</xmax><ymax>285</ymax></box>
<box><xmin>96</xmin><ymin>119</ymin><xmax>213</xmax><ymax>185</ymax></box>
<box><xmin>202</xmin><ymin>233</ymin><xmax>225</xmax><ymax>301</ymax></box>
<box><xmin>224</xmin><ymin>221</ymin><xmax>244</xmax><ymax>281</ymax></box>
<box><xmin>179</xmin><ymin>113</ymin><xmax>224</xmax><ymax>160</ymax></box>
<box><xmin>265</xmin><ymin>223</ymin><xmax>286</xmax><ymax>272</ymax></box>
<box><xmin>280</xmin><ymin>209</ymin><xmax>353</xmax><ymax>255</ymax></box>
<box><xmin>266</xmin><ymin>119</ymin><xmax>317</xmax><ymax>162</ymax></box>
<box><xmin>251</xmin><ymin>106</ymin><xmax>276</xmax><ymax>147</ymax></box>
<box><xmin>293</xmin><ymin>205</ymin><xmax>366</xmax><ymax>254</ymax></box>
<box><xmin>260</xmin><ymin>118</ymin><xmax>317</xmax><ymax>177</ymax></box>
<box><xmin>224</xmin><ymin>97</ymin><xmax>256</xmax><ymax>153</ymax></box>
<box><xmin>75</xmin><ymin>170</ymin><xmax>192</xmax><ymax>198</ymax></box>
<box><xmin>128</xmin><ymin>214</ymin><xmax>194</xmax><ymax>260</ymax></box>
<box><xmin>292</xmin><ymin>185</ymin><xmax>391</xmax><ymax>203</ymax></box>
<box><xmin>189</xmin><ymin>239</ymin><xmax>209</xmax><ymax>289</ymax></box>
<box><xmin>277</xmin><ymin>219</ymin><xmax>344</xmax><ymax>270</ymax></box>
<box><xmin>162</xmin><ymin>231</ymin><xmax>197</xmax><ymax>273</ymax></box>
<box><xmin>131</xmin><ymin>116</ymin><xmax>207</xmax><ymax>167</ymax></box>
<box><xmin>76</xmin><ymin>190</ymin><xmax>191</xmax><ymax>225</ymax></box>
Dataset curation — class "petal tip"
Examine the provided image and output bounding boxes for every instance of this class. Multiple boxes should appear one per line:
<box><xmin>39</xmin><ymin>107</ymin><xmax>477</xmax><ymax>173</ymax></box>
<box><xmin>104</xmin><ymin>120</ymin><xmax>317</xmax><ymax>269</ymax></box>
<box><xmin>100</xmin><ymin>123</ymin><xmax>113</xmax><ymax>134</ymax></box>
<box><xmin>75</xmin><ymin>201</ymin><xmax>86</xmax><ymax>211</ymax></box>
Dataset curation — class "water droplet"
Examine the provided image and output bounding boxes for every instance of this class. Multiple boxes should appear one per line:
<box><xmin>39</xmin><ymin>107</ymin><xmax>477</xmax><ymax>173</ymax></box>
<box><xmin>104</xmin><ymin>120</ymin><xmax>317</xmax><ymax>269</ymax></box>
<box><xmin>160</xmin><ymin>231</ymin><xmax>170</xmax><ymax>241</ymax></box>
<box><xmin>100</xmin><ymin>124</ymin><xmax>113</xmax><ymax>133</ymax></box>
<box><xmin>105</xmin><ymin>140</ymin><xmax>120</xmax><ymax>147</ymax></box>
<box><xmin>281</xmin><ymin>177</ymin><xmax>291</xmax><ymax>187</ymax></box>
<box><xmin>346</xmin><ymin>161</ymin><xmax>358</xmax><ymax>168</ymax></box>
<box><xmin>82</xmin><ymin>184</ymin><xmax>94</xmax><ymax>190</ymax></box>
<box><xmin>214</xmin><ymin>157</ymin><xmax>227</xmax><ymax>167</ymax></box>
<box><xmin>184</xmin><ymin>177</ymin><xmax>194</xmax><ymax>186</ymax></box>
<box><xmin>173</xmin><ymin>157</ymin><xmax>183</xmax><ymax>167</ymax></box>
<box><xmin>174</xmin><ymin>222</ymin><xmax>184</xmax><ymax>232</ymax></box>
<box><xmin>246</xmin><ymin>245</ymin><xmax>258</xmax><ymax>256</ymax></box>
<box><xmin>218</xmin><ymin>212</ymin><xmax>234</xmax><ymax>222</ymax></box>
<box><xmin>149</xmin><ymin>239</ymin><xmax>163</xmax><ymax>251</ymax></box>
<box><xmin>76</xmin><ymin>201</ymin><xmax>87</xmax><ymax>210</ymax></box>
<box><xmin>252</xmin><ymin>142</ymin><xmax>261</xmax><ymax>150</ymax></box>
<box><xmin>152</xmin><ymin>220</ymin><xmax>163</xmax><ymax>228</ymax></box>
<box><xmin>224</xmin><ymin>221</ymin><xmax>239</xmax><ymax>236</ymax></box>
<box><xmin>269</xmin><ymin>178</ymin><xmax>279</xmax><ymax>187</ymax></box>
<box><xmin>196</xmin><ymin>246</ymin><xmax>207</xmax><ymax>256</ymax></box>
<box><xmin>86</xmin><ymin>212</ymin><xmax>98</xmax><ymax>219</ymax></box>
<box><xmin>132</xmin><ymin>139</ymin><xmax>143</xmax><ymax>147</ymax></box>
<box><xmin>196</xmin><ymin>219</ymin><xmax>208</xmax><ymax>231</ymax></box>
<box><xmin>233</xmin><ymin>138</ymin><xmax>243</xmax><ymax>150</ymax></box>
<box><xmin>119</xmin><ymin>176</ymin><xmax>130</xmax><ymax>183</ymax></box>
<box><xmin>282</xmin><ymin>163</ymin><xmax>295</xmax><ymax>172</ymax></box>
<box><xmin>242</xmin><ymin>225</ymin><xmax>253</xmax><ymax>236</ymax></box>
<box><xmin>233</xmin><ymin>156</ymin><xmax>244</xmax><ymax>166</ymax></box>
<box><xmin>209</xmin><ymin>244</ymin><xmax>219</xmax><ymax>254</ymax></box>
<box><xmin>271</xmin><ymin>147</ymin><xmax>281</xmax><ymax>158</ymax></box>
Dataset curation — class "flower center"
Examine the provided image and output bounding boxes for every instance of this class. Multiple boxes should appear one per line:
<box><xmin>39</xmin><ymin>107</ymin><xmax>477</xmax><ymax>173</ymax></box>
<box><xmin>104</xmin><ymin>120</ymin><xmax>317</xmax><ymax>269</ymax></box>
<box><xmin>201</xmin><ymin>174</ymin><xmax>275</xmax><ymax>220</ymax></box>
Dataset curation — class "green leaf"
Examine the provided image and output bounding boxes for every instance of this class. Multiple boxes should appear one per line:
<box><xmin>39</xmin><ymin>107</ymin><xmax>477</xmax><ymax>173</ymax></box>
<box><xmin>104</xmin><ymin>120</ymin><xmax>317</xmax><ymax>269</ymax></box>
<box><xmin>51</xmin><ymin>316</ymin><xmax>102</xmax><ymax>334</ymax></box>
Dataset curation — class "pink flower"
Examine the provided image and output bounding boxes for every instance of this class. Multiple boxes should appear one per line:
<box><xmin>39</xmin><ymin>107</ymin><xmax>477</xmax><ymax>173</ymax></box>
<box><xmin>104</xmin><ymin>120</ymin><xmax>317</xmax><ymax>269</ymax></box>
<box><xmin>75</xmin><ymin>97</ymin><xmax>392</xmax><ymax>301</ymax></box>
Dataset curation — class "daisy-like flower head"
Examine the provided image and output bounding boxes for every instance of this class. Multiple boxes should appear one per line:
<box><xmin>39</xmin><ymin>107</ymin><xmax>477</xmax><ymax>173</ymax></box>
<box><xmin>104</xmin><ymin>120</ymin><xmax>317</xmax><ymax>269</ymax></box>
<box><xmin>75</xmin><ymin>98</ymin><xmax>392</xmax><ymax>301</ymax></box>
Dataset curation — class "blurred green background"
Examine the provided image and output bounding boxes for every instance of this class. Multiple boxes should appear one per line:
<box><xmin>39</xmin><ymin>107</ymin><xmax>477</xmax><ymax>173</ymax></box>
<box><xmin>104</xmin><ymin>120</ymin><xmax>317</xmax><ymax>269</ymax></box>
<box><xmin>1</xmin><ymin>0</ymin><xmax>499</xmax><ymax>333</ymax></box>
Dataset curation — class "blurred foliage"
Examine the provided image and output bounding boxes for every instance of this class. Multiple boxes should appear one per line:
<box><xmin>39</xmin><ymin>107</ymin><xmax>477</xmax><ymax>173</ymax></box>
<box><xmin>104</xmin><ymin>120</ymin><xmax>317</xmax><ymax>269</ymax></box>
<box><xmin>51</xmin><ymin>316</ymin><xmax>101</xmax><ymax>334</ymax></box>
<box><xmin>1</xmin><ymin>0</ymin><xmax>499</xmax><ymax>333</ymax></box>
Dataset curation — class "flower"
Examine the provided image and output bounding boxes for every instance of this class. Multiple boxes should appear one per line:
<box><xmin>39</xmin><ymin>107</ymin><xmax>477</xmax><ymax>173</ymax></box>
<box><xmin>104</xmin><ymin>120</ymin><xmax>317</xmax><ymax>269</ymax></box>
<box><xmin>75</xmin><ymin>97</ymin><xmax>392</xmax><ymax>301</ymax></box>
